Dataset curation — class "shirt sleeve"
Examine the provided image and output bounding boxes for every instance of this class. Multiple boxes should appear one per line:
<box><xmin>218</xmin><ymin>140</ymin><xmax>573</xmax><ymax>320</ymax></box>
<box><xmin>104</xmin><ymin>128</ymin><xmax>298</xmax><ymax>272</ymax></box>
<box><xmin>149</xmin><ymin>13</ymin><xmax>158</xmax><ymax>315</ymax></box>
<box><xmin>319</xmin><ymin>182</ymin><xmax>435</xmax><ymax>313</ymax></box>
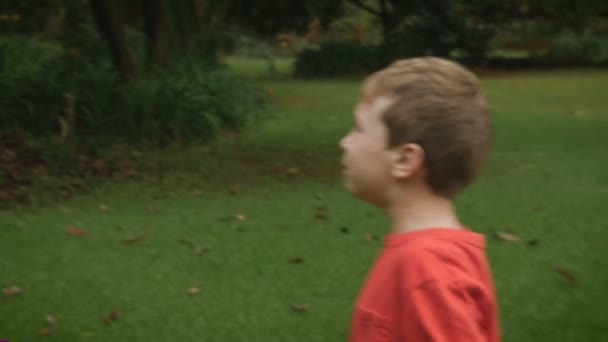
<box><xmin>400</xmin><ymin>279</ymin><xmax>489</xmax><ymax>342</ymax></box>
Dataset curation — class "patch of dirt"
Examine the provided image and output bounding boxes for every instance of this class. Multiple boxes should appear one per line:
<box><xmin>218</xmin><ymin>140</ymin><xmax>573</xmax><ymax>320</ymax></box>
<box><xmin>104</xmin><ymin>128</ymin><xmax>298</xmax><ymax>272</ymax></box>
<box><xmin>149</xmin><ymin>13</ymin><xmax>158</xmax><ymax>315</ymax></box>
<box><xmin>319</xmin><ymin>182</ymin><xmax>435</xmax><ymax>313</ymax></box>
<box><xmin>0</xmin><ymin>131</ymin><xmax>141</xmax><ymax>207</ymax></box>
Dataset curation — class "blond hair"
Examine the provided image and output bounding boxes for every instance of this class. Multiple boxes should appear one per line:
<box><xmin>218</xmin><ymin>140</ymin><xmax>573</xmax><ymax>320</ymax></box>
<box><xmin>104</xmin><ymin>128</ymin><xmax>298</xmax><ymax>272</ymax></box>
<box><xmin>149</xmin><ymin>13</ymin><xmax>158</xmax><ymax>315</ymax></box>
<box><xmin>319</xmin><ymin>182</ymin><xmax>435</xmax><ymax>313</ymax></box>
<box><xmin>364</xmin><ymin>57</ymin><xmax>492</xmax><ymax>197</ymax></box>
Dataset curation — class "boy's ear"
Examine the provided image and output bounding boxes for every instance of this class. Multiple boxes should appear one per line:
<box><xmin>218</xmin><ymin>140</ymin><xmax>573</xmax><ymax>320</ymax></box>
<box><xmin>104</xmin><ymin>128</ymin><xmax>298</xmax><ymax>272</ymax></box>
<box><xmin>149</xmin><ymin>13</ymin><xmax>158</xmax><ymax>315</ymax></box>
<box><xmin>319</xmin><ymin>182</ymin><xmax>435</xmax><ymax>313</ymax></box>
<box><xmin>388</xmin><ymin>143</ymin><xmax>425</xmax><ymax>179</ymax></box>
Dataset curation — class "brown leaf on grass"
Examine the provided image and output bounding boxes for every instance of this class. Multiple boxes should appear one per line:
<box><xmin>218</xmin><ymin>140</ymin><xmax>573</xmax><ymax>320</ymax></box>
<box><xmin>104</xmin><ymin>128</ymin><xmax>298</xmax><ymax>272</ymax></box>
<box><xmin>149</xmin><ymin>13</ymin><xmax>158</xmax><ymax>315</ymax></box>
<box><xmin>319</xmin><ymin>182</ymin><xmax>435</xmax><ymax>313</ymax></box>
<box><xmin>188</xmin><ymin>287</ymin><xmax>202</xmax><ymax>296</ymax></box>
<box><xmin>289</xmin><ymin>258</ymin><xmax>305</xmax><ymax>264</ymax></box>
<box><xmin>366</xmin><ymin>234</ymin><xmax>379</xmax><ymax>242</ymax></box>
<box><xmin>99</xmin><ymin>204</ymin><xmax>109</xmax><ymax>212</ymax></box>
<box><xmin>572</xmin><ymin>109</ymin><xmax>588</xmax><ymax>119</ymax></box>
<box><xmin>315</xmin><ymin>212</ymin><xmax>328</xmax><ymax>220</ymax></box>
<box><xmin>287</xmin><ymin>167</ymin><xmax>300</xmax><ymax>176</ymax></box>
<box><xmin>236</xmin><ymin>214</ymin><xmax>246</xmax><ymax>221</ymax></box>
<box><xmin>3</xmin><ymin>285</ymin><xmax>22</xmax><ymax>298</ymax></box>
<box><xmin>102</xmin><ymin>310</ymin><xmax>120</xmax><ymax>324</ymax></box>
<box><xmin>65</xmin><ymin>226</ymin><xmax>86</xmax><ymax>237</ymax></box>
<box><xmin>192</xmin><ymin>189</ymin><xmax>204</xmax><ymax>197</ymax></box>
<box><xmin>290</xmin><ymin>304</ymin><xmax>309</xmax><ymax>314</ymax></box>
<box><xmin>316</xmin><ymin>205</ymin><xmax>328</xmax><ymax>212</ymax></box>
<box><xmin>220</xmin><ymin>215</ymin><xmax>234</xmax><ymax>222</ymax></box>
<box><xmin>194</xmin><ymin>246</ymin><xmax>210</xmax><ymax>255</ymax></box>
<box><xmin>46</xmin><ymin>315</ymin><xmax>57</xmax><ymax>325</ymax></box>
<box><xmin>179</xmin><ymin>238</ymin><xmax>195</xmax><ymax>248</ymax></box>
<box><xmin>494</xmin><ymin>232</ymin><xmax>520</xmax><ymax>242</ymax></box>
<box><xmin>40</xmin><ymin>327</ymin><xmax>53</xmax><ymax>336</ymax></box>
<box><xmin>556</xmin><ymin>269</ymin><xmax>577</xmax><ymax>284</ymax></box>
<box><xmin>123</xmin><ymin>236</ymin><xmax>147</xmax><ymax>244</ymax></box>
<box><xmin>228</xmin><ymin>186</ymin><xmax>240</xmax><ymax>196</ymax></box>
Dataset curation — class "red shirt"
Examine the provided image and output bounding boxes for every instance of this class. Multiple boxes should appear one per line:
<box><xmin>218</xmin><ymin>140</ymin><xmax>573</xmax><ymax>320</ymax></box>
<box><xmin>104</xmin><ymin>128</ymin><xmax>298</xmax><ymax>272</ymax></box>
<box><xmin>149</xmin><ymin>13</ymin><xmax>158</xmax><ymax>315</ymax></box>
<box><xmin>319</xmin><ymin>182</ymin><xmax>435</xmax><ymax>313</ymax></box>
<box><xmin>350</xmin><ymin>228</ymin><xmax>500</xmax><ymax>342</ymax></box>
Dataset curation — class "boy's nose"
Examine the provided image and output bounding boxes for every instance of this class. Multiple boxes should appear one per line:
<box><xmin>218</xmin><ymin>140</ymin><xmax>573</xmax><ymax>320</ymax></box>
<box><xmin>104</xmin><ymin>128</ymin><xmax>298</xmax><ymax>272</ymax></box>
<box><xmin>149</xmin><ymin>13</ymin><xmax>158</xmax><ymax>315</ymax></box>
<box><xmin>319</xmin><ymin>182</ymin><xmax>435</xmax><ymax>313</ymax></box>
<box><xmin>339</xmin><ymin>135</ymin><xmax>347</xmax><ymax>149</ymax></box>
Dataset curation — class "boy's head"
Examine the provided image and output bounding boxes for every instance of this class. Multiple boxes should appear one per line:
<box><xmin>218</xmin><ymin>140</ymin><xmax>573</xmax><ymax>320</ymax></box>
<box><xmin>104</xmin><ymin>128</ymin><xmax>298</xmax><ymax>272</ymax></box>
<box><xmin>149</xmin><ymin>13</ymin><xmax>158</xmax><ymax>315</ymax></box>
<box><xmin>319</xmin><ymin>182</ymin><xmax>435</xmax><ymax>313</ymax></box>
<box><xmin>340</xmin><ymin>57</ymin><xmax>492</xmax><ymax>206</ymax></box>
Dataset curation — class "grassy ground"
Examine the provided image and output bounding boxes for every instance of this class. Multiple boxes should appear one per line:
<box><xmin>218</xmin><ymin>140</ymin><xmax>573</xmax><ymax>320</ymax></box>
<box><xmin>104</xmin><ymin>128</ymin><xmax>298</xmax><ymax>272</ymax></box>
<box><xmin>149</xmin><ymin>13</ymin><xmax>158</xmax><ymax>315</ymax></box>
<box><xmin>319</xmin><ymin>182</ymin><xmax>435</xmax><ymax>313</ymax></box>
<box><xmin>1</xmin><ymin>60</ymin><xmax>608</xmax><ymax>341</ymax></box>
<box><xmin>223</xmin><ymin>56</ymin><xmax>295</xmax><ymax>79</ymax></box>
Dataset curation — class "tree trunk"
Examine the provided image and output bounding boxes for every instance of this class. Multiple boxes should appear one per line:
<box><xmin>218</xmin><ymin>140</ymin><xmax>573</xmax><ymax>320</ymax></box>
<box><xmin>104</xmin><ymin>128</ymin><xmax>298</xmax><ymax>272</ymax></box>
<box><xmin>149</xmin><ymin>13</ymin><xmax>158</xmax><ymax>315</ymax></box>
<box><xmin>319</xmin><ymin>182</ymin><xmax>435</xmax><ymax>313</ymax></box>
<box><xmin>379</xmin><ymin>0</ymin><xmax>401</xmax><ymax>44</ymax></box>
<box><xmin>379</xmin><ymin>0</ymin><xmax>390</xmax><ymax>43</ymax></box>
<box><xmin>347</xmin><ymin>0</ymin><xmax>396</xmax><ymax>44</ymax></box>
<box><xmin>45</xmin><ymin>0</ymin><xmax>67</xmax><ymax>38</ymax></box>
<box><xmin>143</xmin><ymin>0</ymin><xmax>168</xmax><ymax>67</ymax></box>
<box><xmin>90</xmin><ymin>0</ymin><xmax>138</xmax><ymax>80</ymax></box>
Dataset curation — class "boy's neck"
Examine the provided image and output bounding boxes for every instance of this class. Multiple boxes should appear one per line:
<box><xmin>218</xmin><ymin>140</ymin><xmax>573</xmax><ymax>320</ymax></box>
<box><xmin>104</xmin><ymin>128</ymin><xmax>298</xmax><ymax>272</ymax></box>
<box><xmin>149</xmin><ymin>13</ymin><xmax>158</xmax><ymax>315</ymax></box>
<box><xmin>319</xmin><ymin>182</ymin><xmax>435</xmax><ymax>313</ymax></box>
<box><xmin>386</xmin><ymin>189</ymin><xmax>462</xmax><ymax>234</ymax></box>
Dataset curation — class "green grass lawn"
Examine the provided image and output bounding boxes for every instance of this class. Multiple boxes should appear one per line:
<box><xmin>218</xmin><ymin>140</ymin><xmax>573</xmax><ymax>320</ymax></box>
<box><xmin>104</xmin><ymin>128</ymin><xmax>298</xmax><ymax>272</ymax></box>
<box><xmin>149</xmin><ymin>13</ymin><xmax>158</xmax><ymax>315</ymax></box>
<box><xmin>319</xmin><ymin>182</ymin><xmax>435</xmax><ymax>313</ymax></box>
<box><xmin>1</xmin><ymin>64</ymin><xmax>608</xmax><ymax>341</ymax></box>
<box><xmin>223</xmin><ymin>56</ymin><xmax>295</xmax><ymax>79</ymax></box>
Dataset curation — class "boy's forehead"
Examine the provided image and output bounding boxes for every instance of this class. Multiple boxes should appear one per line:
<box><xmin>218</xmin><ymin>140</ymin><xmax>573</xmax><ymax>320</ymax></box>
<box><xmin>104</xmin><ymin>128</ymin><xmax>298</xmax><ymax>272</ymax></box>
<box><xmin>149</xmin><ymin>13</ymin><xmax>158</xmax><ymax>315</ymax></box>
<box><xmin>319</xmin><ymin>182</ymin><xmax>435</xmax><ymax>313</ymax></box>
<box><xmin>355</xmin><ymin>95</ymin><xmax>394</xmax><ymax>122</ymax></box>
<box><xmin>361</xmin><ymin>76</ymin><xmax>379</xmax><ymax>101</ymax></box>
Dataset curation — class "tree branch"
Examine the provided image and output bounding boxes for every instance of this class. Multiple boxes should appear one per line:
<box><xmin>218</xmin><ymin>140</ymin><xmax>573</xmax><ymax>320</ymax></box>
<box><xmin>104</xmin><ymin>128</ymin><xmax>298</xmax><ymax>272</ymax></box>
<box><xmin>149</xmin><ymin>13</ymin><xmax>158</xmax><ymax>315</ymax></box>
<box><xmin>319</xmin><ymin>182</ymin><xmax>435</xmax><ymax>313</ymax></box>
<box><xmin>347</xmin><ymin>0</ymin><xmax>381</xmax><ymax>17</ymax></box>
<box><xmin>379</xmin><ymin>0</ymin><xmax>388</xmax><ymax>16</ymax></box>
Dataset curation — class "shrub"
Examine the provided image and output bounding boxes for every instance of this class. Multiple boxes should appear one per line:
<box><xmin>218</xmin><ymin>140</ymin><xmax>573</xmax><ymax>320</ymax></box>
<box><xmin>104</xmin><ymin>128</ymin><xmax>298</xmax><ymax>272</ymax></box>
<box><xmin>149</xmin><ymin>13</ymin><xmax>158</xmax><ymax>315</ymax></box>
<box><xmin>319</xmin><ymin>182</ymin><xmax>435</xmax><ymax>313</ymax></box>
<box><xmin>0</xmin><ymin>35</ymin><xmax>267</xmax><ymax>149</ymax></box>
<box><xmin>295</xmin><ymin>41</ymin><xmax>374</xmax><ymax>78</ymax></box>
<box><xmin>294</xmin><ymin>40</ymin><xmax>413</xmax><ymax>78</ymax></box>
<box><xmin>545</xmin><ymin>30</ymin><xmax>603</xmax><ymax>64</ymax></box>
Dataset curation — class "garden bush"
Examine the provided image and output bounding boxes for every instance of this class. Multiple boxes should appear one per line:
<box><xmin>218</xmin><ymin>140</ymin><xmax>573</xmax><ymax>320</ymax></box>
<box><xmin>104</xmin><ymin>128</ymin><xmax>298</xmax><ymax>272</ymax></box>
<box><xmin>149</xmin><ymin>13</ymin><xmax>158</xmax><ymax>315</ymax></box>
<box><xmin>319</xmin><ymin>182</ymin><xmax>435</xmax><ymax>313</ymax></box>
<box><xmin>0</xmin><ymin>35</ymin><xmax>266</xmax><ymax>149</ymax></box>
<box><xmin>294</xmin><ymin>41</ymin><xmax>398</xmax><ymax>78</ymax></box>
<box><xmin>545</xmin><ymin>30</ymin><xmax>604</xmax><ymax>64</ymax></box>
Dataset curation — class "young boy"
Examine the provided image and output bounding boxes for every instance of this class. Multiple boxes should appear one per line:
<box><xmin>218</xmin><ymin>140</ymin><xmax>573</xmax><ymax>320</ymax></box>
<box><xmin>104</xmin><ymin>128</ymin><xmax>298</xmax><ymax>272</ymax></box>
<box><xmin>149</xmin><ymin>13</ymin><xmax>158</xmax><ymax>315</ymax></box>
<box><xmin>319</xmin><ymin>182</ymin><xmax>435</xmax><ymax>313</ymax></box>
<box><xmin>340</xmin><ymin>57</ymin><xmax>500</xmax><ymax>342</ymax></box>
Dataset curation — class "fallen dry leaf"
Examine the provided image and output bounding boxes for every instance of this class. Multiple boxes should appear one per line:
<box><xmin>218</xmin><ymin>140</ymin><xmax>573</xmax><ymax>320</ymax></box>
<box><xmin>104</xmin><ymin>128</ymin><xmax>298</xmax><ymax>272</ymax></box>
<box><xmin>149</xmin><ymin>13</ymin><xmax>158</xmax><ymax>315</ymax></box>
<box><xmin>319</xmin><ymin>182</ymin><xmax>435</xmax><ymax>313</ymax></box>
<box><xmin>494</xmin><ymin>232</ymin><xmax>520</xmax><ymax>242</ymax></box>
<box><xmin>194</xmin><ymin>246</ymin><xmax>210</xmax><ymax>255</ymax></box>
<box><xmin>289</xmin><ymin>258</ymin><xmax>305</xmax><ymax>264</ymax></box>
<box><xmin>228</xmin><ymin>186</ymin><xmax>240</xmax><ymax>196</ymax></box>
<box><xmin>40</xmin><ymin>327</ymin><xmax>53</xmax><ymax>336</ymax></box>
<box><xmin>46</xmin><ymin>315</ymin><xmax>57</xmax><ymax>325</ymax></box>
<box><xmin>366</xmin><ymin>234</ymin><xmax>379</xmax><ymax>242</ymax></box>
<box><xmin>65</xmin><ymin>226</ymin><xmax>87</xmax><ymax>237</ymax></box>
<box><xmin>220</xmin><ymin>215</ymin><xmax>234</xmax><ymax>222</ymax></box>
<box><xmin>287</xmin><ymin>167</ymin><xmax>300</xmax><ymax>176</ymax></box>
<box><xmin>99</xmin><ymin>204</ymin><xmax>109</xmax><ymax>212</ymax></box>
<box><xmin>188</xmin><ymin>287</ymin><xmax>202</xmax><ymax>296</ymax></box>
<box><xmin>123</xmin><ymin>236</ymin><xmax>147</xmax><ymax>244</ymax></box>
<box><xmin>290</xmin><ymin>304</ymin><xmax>310</xmax><ymax>314</ymax></box>
<box><xmin>3</xmin><ymin>285</ymin><xmax>22</xmax><ymax>298</ymax></box>
<box><xmin>236</xmin><ymin>214</ymin><xmax>246</xmax><ymax>221</ymax></box>
<box><xmin>315</xmin><ymin>212</ymin><xmax>328</xmax><ymax>220</ymax></box>
<box><xmin>572</xmin><ymin>109</ymin><xmax>587</xmax><ymax>119</ymax></box>
<box><xmin>102</xmin><ymin>310</ymin><xmax>120</xmax><ymax>324</ymax></box>
<box><xmin>179</xmin><ymin>238</ymin><xmax>195</xmax><ymax>248</ymax></box>
<box><xmin>192</xmin><ymin>189</ymin><xmax>204</xmax><ymax>197</ymax></box>
<box><xmin>556</xmin><ymin>269</ymin><xmax>577</xmax><ymax>284</ymax></box>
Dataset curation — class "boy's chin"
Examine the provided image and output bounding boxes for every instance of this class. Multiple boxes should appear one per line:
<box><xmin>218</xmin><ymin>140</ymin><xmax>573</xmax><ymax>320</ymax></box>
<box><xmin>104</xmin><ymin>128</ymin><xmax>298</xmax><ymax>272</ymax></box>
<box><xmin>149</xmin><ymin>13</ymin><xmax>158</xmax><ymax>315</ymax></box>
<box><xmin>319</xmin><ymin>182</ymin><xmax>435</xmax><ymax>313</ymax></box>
<box><xmin>343</xmin><ymin>181</ymin><xmax>386</xmax><ymax>207</ymax></box>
